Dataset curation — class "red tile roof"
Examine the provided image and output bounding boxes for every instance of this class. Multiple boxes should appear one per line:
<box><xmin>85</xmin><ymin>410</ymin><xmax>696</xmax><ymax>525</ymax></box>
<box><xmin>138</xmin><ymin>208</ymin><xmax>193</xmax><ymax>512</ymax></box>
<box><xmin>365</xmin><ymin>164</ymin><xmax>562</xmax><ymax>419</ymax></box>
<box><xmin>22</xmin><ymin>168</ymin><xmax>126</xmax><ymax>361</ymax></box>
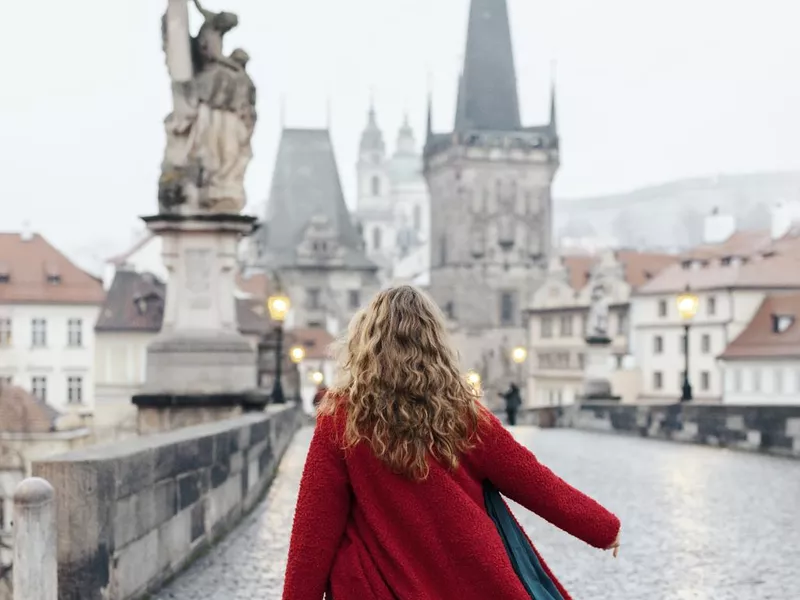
<box><xmin>0</xmin><ymin>233</ymin><xmax>105</xmax><ymax>305</ymax></box>
<box><xmin>720</xmin><ymin>292</ymin><xmax>800</xmax><ymax>359</ymax></box>
<box><xmin>638</xmin><ymin>230</ymin><xmax>800</xmax><ymax>295</ymax></box>
<box><xmin>288</xmin><ymin>327</ymin><xmax>335</xmax><ymax>360</ymax></box>
<box><xmin>561</xmin><ymin>250</ymin><xmax>677</xmax><ymax>292</ymax></box>
<box><xmin>0</xmin><ymin>383</ymin><xmax>61</xmax><ymax>433</ymax></box>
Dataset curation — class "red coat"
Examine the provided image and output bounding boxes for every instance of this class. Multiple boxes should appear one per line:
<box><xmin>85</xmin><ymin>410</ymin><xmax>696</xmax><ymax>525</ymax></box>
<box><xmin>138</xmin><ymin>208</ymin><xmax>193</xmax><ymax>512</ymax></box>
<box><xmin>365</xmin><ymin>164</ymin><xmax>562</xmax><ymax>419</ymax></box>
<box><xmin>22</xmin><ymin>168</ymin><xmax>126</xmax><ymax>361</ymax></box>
<box><xmin>283</xmin><ymin>409</ymin><xmax>620</xmax><ymax>600</ymax></box>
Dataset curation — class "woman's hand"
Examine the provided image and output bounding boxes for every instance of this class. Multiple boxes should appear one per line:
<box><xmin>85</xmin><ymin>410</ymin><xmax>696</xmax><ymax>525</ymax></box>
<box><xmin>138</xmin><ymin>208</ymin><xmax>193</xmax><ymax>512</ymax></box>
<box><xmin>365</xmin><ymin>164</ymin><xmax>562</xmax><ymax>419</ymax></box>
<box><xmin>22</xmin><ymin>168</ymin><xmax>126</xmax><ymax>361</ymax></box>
<box><xmin>606</xmin><ymin>531</ymin><xmax>621</xmax><ymax>558</ymax></box>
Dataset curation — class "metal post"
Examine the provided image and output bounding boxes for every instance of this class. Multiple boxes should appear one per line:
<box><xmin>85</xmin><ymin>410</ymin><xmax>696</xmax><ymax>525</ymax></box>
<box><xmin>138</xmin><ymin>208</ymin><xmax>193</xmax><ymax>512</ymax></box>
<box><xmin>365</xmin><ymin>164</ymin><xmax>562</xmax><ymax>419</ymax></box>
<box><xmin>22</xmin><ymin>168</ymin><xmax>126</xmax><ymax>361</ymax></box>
<box><xmin>13</xmin><ymin>478</ymin><xmax>57</xmax><ymax>600</ymax></box>
<box><xmin>681</xmin><ymin>323</ymin><xmax>693</xmax><ymax>402</ymax></box>
<box><xmin>272</xmin><ymin>325</ymin><xmax>285</xmax><ymax>404</ymax></box>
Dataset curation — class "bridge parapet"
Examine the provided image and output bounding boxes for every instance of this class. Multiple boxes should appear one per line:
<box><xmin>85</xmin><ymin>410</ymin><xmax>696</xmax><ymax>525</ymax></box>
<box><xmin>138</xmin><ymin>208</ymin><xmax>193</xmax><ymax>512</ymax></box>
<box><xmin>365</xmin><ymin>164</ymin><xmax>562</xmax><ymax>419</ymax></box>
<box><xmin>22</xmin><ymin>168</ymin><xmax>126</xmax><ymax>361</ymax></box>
<box><xmin>31</xmin><ymin>403</ymin><xmax>301</xmax><ymax>600</ymax></box>
<box><xmin>516</xmin><ymin>402</ymin><xmax>800</xmax><ymax>458</ymax></box>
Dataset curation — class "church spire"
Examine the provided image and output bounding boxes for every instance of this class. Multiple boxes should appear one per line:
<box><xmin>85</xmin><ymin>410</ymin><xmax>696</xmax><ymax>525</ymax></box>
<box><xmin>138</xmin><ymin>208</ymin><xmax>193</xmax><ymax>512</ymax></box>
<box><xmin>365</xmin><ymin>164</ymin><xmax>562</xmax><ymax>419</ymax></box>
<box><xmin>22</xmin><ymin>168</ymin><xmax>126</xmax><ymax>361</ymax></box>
<box><xmin>359</xmin><ymin>92</ymin><xmax>385</xmax><ymax>158</ymax></box>
<box><xmin>454</xmin><ymin>0</ymin><xmax>521</xmax><ymax>132</ymax></box>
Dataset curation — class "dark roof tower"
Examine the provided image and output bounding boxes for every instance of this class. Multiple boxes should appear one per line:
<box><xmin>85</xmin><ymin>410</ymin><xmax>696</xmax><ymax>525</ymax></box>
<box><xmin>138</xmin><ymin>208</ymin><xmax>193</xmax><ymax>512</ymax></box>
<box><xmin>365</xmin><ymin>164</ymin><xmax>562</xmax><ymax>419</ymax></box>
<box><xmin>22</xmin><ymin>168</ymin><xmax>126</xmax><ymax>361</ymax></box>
<box><xmin>264</xmin><ymin>128</ymin><xmax>372</xmax><ymax>269</ymax></box>
<box><xmin>359</xmin><ymin>97</ymin><xmax>385</xmax><ymax>157</ymax></box>
<box><xmin>454</xmin><ymin>0</ymin><xmax>521</xmax><ymax>132</ymax></box>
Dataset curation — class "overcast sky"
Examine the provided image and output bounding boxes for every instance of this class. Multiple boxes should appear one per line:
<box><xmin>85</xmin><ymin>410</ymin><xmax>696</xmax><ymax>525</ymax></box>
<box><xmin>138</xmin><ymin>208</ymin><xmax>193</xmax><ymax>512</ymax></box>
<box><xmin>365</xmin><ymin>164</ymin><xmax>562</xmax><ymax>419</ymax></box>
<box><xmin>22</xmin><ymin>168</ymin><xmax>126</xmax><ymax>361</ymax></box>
<box><xmin>3</xmin><ymin>0</ymin><xmax>800</xmax><ymax>271</ymax></box>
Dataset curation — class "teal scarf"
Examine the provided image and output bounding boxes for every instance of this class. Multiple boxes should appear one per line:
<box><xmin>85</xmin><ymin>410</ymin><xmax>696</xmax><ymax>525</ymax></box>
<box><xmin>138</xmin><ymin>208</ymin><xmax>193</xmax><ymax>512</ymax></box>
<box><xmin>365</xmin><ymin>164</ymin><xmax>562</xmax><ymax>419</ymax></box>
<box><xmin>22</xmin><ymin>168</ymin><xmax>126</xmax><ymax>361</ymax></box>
<box><xmin>484</xmin><ymin>481</ymin><xmax>565</xmax><ymax>600</ymax></box>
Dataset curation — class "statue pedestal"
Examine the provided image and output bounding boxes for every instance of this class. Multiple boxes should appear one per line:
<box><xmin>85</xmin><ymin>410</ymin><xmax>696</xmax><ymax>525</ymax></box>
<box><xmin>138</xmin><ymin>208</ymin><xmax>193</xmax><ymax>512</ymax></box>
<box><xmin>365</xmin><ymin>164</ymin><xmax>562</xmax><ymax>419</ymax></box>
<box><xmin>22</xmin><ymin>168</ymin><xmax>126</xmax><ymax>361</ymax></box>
<box><xmin>581</xmin><ymin>336</ymin><xmax>621</xmax><ymax>401</ymax></box>
<box><xmin>133</xmin><ymin>213</ymin><xmax>268</xmax><ymax>434</ymax></box>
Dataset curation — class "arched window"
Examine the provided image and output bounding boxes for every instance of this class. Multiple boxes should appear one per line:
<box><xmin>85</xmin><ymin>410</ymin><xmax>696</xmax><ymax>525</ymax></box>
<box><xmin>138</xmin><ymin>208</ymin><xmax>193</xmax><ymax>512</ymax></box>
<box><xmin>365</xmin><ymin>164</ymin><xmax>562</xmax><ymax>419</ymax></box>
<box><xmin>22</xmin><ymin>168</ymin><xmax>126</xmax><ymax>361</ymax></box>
<box><xmin>373</xmin><ymin>227</ymin><xmax>382</xmax><ymax>250</ymax></box>
<box><xmin>371</xmin><ymin>175</ymin><xmax>381</xmax><ymax>196</ymax></box>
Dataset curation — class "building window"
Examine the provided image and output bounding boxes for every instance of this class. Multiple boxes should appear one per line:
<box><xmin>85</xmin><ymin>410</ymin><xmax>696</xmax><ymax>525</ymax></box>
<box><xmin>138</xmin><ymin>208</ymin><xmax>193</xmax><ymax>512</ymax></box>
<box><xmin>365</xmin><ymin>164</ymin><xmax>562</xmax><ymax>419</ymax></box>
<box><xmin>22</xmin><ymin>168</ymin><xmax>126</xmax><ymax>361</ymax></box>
<box><xmin>307</xmin><ymin>288</ymin><xmax>321</xmax><ymax>310</ymax></box>
<box><xmin>541</xmin><ymin>317</ymin><xmax>553</xmax><ymax>338</ymax></box>
<box><xmin>774</xmin><ymin>368</ymin><xmax>784</xmax><ymax>394</ymax></box>
<box><xmin>707</xmin><ymin>296</ymin><xmax>716</xmax><ymax>317</ymax></box>
<box><xmin>67</xmin><ymin>318</ymin><xmax>83</xmax><ymax>348</ymax></box>
<box><xmin>617</xmin><ymin>311</ymin><xmax>628</xmax><ymax>335</ymax></box>
<box><xmin>371</xmin><ymin>175</ymin><xmax>381</xmax><ymax>196</ymax></box>
<box><xmin>752</xmin><ymin>369</ymin><xmax>761</xmax><ymax>392</ymax></box>
<box><xmin>31</xmin><ymin>318</ymin><xmax>47</xmax><ymax>347</ymax></box>
<box><xmin>0</xmin><ymin>318</ymin><xmax>11</xmax><ymax>346</ymax></box>
<box><xmin>701</xmin><ymin>334</ymin><xmax>711</xmax><ymax>354</ymax></box>
<box><xmin>372</xmin><ymin>227</ymin><xmax>382</xmax><ymax>251</ymax></box>
<box><xmin>653</xmin><ymin>371</ymin><xmax>663</xmax><ymax>390</ymax></box>
<box><xmin>31</xmin><ymin>376</ymin><xmax>47</xmax><ymax>402</ymax></box>
<box><xmin>559</xmin><ymin>315</ymin><xmax>573</xmax><ymax>337</ymax></box>
<box><xmin>413</xmin><ymin>205</ymin><xmax>422</xmax><ymax>231</ymax></box>
<box><xmin>653</xmin><ymin>335</ymin><xmax>663</xmax><ymax>354</ymax></box>
<box><xmin>732</xmin><ymin>368</ymin><xmax>742</xmax><ymax>392</ymax></box>
<box><xmin>700</xmin><ymin>371</ymin><xmax>710</xmax><ymax>391</ymax></box>
<box><xmin>658</xmin><ymin>299</ymin><xmax>667</xmax><ymax>317</ymax></box>
<box><xmin>67</xmin><ymin>376</ymin><xmax>83</xmax><ymax>404</ymax></box>
<box><xmin>348</xmin><ymin>290</ymin><xmax>360</xmax><ymax>310</ymax></box>
<box><xmin>0</xmin><ymin>376</ymin><xmax>12</xmax><ymax>387</ymax></box>
<box><xmin>577</xmin><ymin>353</ymin><xmax>585</xmax><ymax>370</ymax></box>
<box><xmin>499</xmin><ymin>292</ymin><xmax>516</xmax><ymax>326</ymax></box>
<box><xmin>555</xmin><ymin>353</ymin><xmax>570</xmax><ymax>369</ymax></box>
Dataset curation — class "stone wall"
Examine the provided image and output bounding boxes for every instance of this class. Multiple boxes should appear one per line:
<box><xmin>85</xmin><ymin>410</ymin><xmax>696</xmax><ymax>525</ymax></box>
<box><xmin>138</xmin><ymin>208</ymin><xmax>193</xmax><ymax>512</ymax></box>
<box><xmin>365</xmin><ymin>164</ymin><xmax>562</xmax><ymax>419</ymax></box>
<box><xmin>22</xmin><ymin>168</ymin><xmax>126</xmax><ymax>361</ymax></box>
<box><xmin>515</xmin><ymin>402</ymin><xmax>800</xmax><ymax>458</ymax></box>
<box><xmin>33</xmin><ymin>404</ymin><xmax>302</xmax><ymax>600</ymax></box>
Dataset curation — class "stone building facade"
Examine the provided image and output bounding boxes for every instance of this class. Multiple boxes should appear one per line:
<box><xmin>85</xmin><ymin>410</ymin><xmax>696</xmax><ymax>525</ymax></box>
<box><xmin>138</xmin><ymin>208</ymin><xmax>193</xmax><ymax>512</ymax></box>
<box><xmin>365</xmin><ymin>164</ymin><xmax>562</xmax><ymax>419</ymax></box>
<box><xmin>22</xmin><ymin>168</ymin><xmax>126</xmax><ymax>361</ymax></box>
<box><xmin>526</xmin><ymin>250</ymin><xmax>677</xmax><ymax>406</ymax></box>
<box><xmin>423</xmin><ymin>0</ymin><xmax>558</xmax><ymax>392</ymax></box>
<box><xmin>259</xmin><ymin>128</ymin><xmax>380</xmax><ymax>333</ymax></box>
<box><xmin>356</xmin><ymin>104</ymin><xmax>430</xmax><ymax>283</ymax></box>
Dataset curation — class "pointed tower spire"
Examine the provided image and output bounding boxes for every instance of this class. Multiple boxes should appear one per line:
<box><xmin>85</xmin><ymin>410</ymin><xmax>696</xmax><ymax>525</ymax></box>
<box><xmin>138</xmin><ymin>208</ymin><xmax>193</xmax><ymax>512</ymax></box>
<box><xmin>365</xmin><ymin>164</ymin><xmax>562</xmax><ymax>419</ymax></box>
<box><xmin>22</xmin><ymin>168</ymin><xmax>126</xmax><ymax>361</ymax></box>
<box><xmin>454</xmin><ymin>0</ymin><xmax>521</xmax><ymax>132</ymax></box>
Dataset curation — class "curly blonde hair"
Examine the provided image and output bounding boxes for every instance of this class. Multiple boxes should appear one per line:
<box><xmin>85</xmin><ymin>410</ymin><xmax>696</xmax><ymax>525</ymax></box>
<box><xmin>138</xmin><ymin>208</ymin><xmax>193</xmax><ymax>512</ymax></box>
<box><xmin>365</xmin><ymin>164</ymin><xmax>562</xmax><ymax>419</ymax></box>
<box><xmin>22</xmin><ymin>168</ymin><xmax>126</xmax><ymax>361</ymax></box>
<box><xmin>319</xmin><ymin>285</ymin><xmax>485</xmax><ymax>480</ymax></box>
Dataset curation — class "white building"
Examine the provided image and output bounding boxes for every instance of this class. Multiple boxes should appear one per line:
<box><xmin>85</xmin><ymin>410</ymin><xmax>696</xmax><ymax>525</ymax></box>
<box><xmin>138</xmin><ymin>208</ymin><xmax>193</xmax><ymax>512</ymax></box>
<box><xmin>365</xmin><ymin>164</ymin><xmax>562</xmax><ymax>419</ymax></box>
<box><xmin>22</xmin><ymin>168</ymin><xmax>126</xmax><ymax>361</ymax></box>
<box><xmin>526</xmin><ymin>249</ymin><xmax>677</xmax><ymax>406</ymax></box>
<box><xmin>719</xmin><ymin>292</ymin><xmax>800</xmax><ymax>404</ymax></box>
<box><xmin>356</xmin><ymin>104</ymin><xmax>430</xmax><ymax>283</ymax></box>
<box><xmin>631</xmin><ymin>210</ymin><xmax>800</xmax><ymax>402</ymax></box>
<box><xmin>0</xmin><ymin>232</ymin><xmax>105</xmax><ymax>414</ymax></box>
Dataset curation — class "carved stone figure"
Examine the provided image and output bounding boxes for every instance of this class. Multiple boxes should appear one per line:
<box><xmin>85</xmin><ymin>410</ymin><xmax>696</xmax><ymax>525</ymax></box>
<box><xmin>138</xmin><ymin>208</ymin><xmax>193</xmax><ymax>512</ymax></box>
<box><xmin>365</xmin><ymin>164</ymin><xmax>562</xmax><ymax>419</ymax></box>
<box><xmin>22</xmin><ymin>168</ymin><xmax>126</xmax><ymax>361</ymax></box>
<box><xmin>159</xmin><ymin>0</ymin><xmax>257</xmax><ymax>215</ymax></box>
<box><xmin>586</xmin><ymin>280</ymin><xmax>610</xmax><ymax>342</ymax></box>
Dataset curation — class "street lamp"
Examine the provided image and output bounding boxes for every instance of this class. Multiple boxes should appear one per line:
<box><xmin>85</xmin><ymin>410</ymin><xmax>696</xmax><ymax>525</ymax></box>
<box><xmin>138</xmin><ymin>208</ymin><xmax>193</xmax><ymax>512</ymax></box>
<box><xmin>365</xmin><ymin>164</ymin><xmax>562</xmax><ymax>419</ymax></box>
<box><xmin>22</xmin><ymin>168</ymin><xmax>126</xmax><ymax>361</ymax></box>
<box><xmin>267</xmin><ymin>290</ymin><xmax>291</xmax><ymax>404</ymax></box>
<box><xmin>466</xmin><ymin>370</ymin><xmax>482</xmax><ymax>395</ymax></box>
<box><xmin>289</xmin><ymin>345</ymin><xmax>306</xmax><ymax>364</ymax></box>
<box><xmin>511</xmin><ymin>346</ymin><xmax>527</xmax><ymax>384</ymax></box>
<box><xmin>310</xmin><ymin>370</ymin><xmax>324</xmax><ymax>386</ymax></box>
<box><xmin>676</xmin><ymin>287</ymin><xmax>699</xmax><ymax>402</ymax></box>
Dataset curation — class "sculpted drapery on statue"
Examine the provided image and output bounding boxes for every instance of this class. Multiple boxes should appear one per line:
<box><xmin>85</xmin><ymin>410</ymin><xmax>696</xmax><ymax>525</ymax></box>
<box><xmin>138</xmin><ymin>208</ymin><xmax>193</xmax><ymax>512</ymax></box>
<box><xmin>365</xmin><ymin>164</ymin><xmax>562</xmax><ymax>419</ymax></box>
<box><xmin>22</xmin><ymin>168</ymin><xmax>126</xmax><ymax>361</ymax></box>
<box><xmin>159</xmin><ymin>0</ymin><xmax>257</xmax><ymax>214</ymax></box>
<box><xmin>586</xmin><ymin>280</ymin><xmax>611</xmax><ymax>342</ymax></box>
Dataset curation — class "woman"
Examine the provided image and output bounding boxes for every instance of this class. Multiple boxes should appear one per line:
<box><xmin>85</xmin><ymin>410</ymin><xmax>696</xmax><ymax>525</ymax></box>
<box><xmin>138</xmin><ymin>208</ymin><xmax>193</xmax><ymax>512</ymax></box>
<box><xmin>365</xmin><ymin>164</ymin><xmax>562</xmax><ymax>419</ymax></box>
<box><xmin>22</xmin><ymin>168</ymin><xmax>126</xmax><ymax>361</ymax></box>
<box><xmin>283</xmin><ymin>286</ymin><xmax>620</xmax><ymax>600</ymax></box>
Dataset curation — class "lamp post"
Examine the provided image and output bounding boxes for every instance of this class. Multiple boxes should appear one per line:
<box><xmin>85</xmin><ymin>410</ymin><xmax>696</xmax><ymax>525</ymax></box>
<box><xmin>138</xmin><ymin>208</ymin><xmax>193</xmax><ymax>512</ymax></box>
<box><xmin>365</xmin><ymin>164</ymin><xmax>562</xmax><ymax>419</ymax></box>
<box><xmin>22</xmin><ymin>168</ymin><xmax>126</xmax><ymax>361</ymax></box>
<box><xmin>267</xmin><ymin>291</ymin><xmax>291</xmax><ymax>404</ymax></box>
<box><xmin>466</xmin><ymin>370</ymin><xmax>482</xmax><ymax>395</ymax></box>
<box><xmin>289</xmin><ymin>345</ymin><xmax>306</xmax><ymax>403</ymax></box>
<box><xmin>676</xmin><ymin>287</ymin><xmax>699</xmax><ymax>402</ymax></box>
<box><xmin>511</xmin><ymin>346</ymin><xmax>527</xmax><ymax>384</ymax></box>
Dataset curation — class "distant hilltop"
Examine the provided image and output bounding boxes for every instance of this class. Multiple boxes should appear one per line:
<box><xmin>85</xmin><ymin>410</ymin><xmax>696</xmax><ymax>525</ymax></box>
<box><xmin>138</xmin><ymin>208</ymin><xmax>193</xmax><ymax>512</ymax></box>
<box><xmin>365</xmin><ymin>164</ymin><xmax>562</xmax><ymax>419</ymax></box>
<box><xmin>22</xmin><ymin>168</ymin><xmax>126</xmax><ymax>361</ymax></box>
<box><xmin>555</xmin><ymin>171</ymin><xmax>800</xmax><ymax>251</ymax></box>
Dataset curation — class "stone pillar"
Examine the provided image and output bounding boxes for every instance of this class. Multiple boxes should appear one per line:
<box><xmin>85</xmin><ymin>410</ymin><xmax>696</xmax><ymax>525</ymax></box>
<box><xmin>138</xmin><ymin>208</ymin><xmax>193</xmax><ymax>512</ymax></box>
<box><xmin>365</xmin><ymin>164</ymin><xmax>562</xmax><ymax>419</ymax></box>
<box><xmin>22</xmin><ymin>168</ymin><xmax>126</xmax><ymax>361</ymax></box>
<box><xmin>13</xmin><ymin>478</ymin><xmax>57</xmax><ymax>600</ymax></box>
<box><xmin>581</xmin><ymin>335</ymin><xmax>621</xmax><ymax>402</ymax></box>
<box><xmin>133</xmin><ymin>214</ymin><xmax>269</xmax><ymax>434</ymax></box>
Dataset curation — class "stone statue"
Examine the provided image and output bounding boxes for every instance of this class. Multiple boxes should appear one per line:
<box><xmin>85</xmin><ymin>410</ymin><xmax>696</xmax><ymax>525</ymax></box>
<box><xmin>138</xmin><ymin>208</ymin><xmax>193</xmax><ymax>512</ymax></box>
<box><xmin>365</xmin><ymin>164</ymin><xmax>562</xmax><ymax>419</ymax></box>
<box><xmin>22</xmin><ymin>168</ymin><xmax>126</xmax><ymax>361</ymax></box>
<box><xmin>586</xmin><ymin>280</ymin><xmax>610</xmax><ymax>341</ymax></box>
<box><xmin>159</xmin><ymin>0</ymin><xmax>257</xmax><ymax>215</ymax></box>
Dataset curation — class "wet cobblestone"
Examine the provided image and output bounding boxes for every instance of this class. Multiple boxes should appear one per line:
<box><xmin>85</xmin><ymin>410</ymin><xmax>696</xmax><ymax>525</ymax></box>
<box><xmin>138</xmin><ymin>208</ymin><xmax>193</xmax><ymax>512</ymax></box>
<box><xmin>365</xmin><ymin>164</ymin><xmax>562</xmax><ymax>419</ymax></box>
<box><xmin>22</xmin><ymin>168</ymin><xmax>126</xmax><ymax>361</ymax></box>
<box><xmin>156</xmin><ymin>427</ymin><xmax>800</xmax><ymax>599</ymax></box>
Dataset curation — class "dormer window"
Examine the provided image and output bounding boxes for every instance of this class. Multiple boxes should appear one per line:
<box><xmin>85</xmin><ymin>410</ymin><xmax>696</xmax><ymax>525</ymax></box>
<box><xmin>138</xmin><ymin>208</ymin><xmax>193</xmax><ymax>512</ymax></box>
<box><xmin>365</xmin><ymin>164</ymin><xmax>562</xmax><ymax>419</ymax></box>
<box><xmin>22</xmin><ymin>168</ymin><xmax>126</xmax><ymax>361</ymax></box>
<box><xmin>681</xmin><ymin>260</ymin><xmax>692</xmax><ymax>270</ymax></box>
<box><xmin>720</xmin><ymin>256</ymin><xmax>732</xmax><ymax>266</ymax></box>
<box><xmin>45</xmin><ymin>263</ymin><xmax>60</xmax><ymax>284</ymax></box>
<box><xmin>772</xmin><ymin>314</ymin><xmax>795</xmax><ymax>334</ymax></box>
<box><xmin>136</xmin><ymin>297</ymin><xmax>149</xmax><ymax>315</ymax></box>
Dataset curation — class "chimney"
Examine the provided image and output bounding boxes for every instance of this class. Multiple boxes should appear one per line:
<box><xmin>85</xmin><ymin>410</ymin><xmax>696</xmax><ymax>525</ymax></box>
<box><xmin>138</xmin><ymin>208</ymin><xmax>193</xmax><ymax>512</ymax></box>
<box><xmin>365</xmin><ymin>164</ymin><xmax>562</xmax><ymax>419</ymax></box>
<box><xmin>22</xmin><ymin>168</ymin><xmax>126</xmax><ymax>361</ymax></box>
<box><xmin>770</xmin><ymin>200</ymin><xmax>800</xmax><ymax>240</ymax></box>
<box><xmin>703</xmin><ymin>207</ymin><xmax>735</xmax><ymax>244</ymax></box>
<box><xmin>20</xmin><ymin>220</ymin><xmax>33</xmax><ymax>242</ymax></box>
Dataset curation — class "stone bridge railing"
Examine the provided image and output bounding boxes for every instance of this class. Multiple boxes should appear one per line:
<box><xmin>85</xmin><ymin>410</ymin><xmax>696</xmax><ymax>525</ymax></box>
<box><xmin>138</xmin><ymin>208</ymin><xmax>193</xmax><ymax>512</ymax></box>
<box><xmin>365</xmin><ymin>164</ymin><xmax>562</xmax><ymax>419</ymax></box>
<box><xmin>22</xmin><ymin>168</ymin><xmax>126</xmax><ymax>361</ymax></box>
<box><xmin>11</xmin><ymin>403</ymin><xmax>301</xmax><ymax>600</ymax></box>
<box><xmin>515</xmin><ymin>402</ymin><xmax>800</xmax><ymax>458</ymax></box>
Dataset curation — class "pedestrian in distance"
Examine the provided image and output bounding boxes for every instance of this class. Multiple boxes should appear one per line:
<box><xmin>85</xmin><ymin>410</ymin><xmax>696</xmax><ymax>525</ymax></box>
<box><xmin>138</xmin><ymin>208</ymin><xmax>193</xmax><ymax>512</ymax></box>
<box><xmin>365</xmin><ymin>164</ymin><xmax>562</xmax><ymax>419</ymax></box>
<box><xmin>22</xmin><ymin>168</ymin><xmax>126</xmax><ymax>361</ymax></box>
<box><xmin>500</xmin><ymin>381</ymin><xmax>522</xmax><ymax>426</ymax></box>
<box><xmin>283</xmin><ymin>285</ymin><xmax>621</xmax><ymax>600</ymax></box>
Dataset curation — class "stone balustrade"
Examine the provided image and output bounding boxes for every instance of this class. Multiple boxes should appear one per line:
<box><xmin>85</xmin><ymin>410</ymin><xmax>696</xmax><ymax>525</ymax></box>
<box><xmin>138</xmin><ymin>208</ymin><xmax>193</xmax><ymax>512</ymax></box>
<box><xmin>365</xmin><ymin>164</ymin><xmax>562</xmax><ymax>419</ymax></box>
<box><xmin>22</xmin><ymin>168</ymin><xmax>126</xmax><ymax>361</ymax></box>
<box><xmin>30</xmin><ymin>404</ymin><xmax>302</xmax><ymax>600</ymax></box>
<box><xmin>515</xmin><ymin>402</ymin><xmax>800</xmax><ymax>458</ymax></box>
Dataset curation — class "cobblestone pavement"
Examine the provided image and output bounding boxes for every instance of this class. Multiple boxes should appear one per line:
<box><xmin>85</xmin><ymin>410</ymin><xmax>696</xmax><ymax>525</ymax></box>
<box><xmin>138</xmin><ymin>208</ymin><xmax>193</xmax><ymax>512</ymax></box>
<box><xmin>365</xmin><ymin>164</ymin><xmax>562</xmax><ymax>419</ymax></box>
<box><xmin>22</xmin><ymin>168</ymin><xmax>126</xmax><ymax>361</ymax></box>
<box><xmin>157</xmin><ymin>427</ymin><xmax>800</xmax><ymax>599</ymax></box>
